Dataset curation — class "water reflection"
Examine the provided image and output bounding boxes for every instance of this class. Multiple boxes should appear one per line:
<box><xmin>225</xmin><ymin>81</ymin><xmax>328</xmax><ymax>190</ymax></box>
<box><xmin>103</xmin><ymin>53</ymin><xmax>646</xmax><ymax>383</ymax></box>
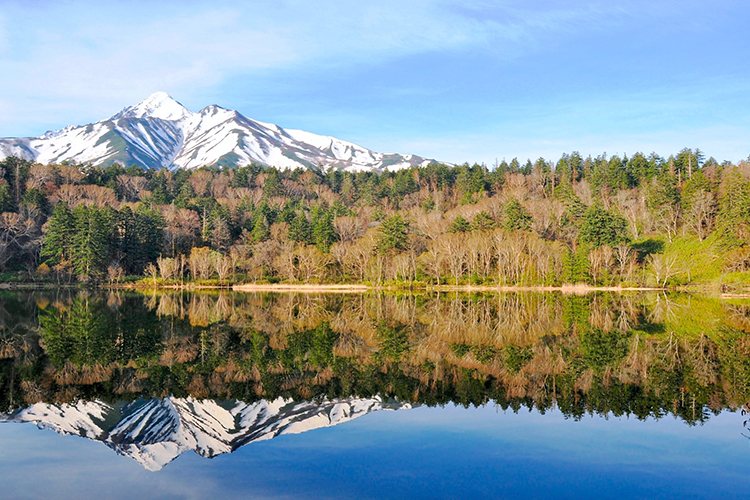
<box><xmin>1</xmin><ymin>290</ymin><xmax>749</xmax><ymax>469</ymax></box>
<box><xmin>5</xmin><ymin>395</ymin><xmax>408</xmax><ymax>471</ymax></box>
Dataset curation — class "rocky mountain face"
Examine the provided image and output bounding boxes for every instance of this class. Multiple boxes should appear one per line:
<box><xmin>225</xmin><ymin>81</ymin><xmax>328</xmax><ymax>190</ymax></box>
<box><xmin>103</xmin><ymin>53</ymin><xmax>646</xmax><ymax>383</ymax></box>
<box><xmin>0</xmin><ymin>92</ymin><xmax>433</xmax><ymax>172</ymax></box>
<box><xmin>0</xmin><ymin>395</ymin><xmax>411</xmax><ymax>471</ymax></box>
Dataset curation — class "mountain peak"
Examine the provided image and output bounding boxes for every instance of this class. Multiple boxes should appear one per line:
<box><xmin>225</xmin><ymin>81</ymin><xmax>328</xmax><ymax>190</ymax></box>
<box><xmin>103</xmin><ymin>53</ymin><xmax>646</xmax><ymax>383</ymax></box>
<box><xmin>0</xmin><ymin>93</ymin><xmax>436</xmax><ymax>171</ymax></box>
<box><xmin>114</xmin><ymin>92</ymin><xmax>194</xmax><ymax>121</ymax></box>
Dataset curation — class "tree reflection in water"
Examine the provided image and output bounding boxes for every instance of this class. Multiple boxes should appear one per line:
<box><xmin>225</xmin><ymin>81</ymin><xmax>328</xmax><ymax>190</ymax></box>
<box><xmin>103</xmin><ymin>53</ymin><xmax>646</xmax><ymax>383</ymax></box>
<box><xmin>0</xmin><ymin>290</ymin><xmax>749</xmax><ymax>426</ymax></box>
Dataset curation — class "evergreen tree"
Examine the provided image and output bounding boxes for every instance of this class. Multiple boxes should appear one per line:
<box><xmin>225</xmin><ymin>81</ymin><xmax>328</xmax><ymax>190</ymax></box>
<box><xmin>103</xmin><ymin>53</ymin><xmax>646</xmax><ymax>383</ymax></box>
<box><xmin>289</xmin><ymin>211</ymin><xmax>311</xmax><ymax>243</ymax></box>
<box><xmin>263</xmin><ymin>169</ymin><xmax>285</xmax><ymax>198</ymax></box>
<box><xmin>340</xmin><ymin>174</ymin><xmax>357</xmax><ymax>203</ymax></box>
<box><xmin>150</xmin><ymin>171</ymin><xmax>170</xmax><ymax>204</ymax></box>
<box><xmin>311</xmin><ymin>205</ymin><xmax>337</xmax><ymax>252</ymax></box>
<box><xmin>22</xmin><ymin>188</ymin><xmax>49</xmax><ymax>215</ymax></box>
<box><xmin>279</xmin><ymin>201</ymin><xmax>297</xmax><ymax>225</ymax></box>
<box><xmin>579</xmin><ymin>204</ymin><xmax>628</xmax><ymax>248</ymax></box>
<box><xmin>717</xmin><ymin>169</ymin><xmax>750</xmax><ymax>242</ymax></box>
<box><xmin>251</xmin><ymin>214</ymin><xmax>270</xmax><ymax>242</ymax></box>
<box><xmin>131</xmin><ymin>207</ymin><xmax>164</xmax><ymax>272</ymax></box>
<box><xmin>645</xmin><ymin>174</ymin><xmax>679</xmax><ymax>210</ymax></box>
<box><xmin>509</xmin><ymin>157</ymin><xmax>521</xmax><ymax>173</ymax></box>
<box><xmin>174</xmin><ymin>182</ymin><xmax>195</xmax><ymax>208</ymax></box>
<box><xmin>41</xmin><ymin>202</ymin><xmax>75</xmax><ymax>265</ymax></box>
<box><xmin>0</xmin><ymin>182</ymin><xmax>12</xmax><ymax>213</ymax></box>
<box><xmin>681</xmin><ymin>171</ymin><xmax>712</xmax><ymax>212</ymax></box>
<box><xmin>71</xmin><ymin>205</ymin><xmax>112</xmax><ymax>279</ymax></box>
<box><xmin>448</xmin><ymin>215</ymin><xmax>471</xmax><ymax>233</ymax></box>
<box><xmin>392</xmin><ymin>169</ymin><xmax>418</xmax><ymax>198</ymax></box>
<box><xmin>1</xmin><ymin>156</ymin><xmax>31</xmax><ymax>210</ymax></box>
<box><xmin>377</xmin><ymin>215</ymin><xmax>409</xmax><ymax>253</ymax></box>
<box><xmin>563</xmin><ymin>246</ymin><xmax>590</xmax><ymax>283</ymax></box>
<box><xmin>112</xmin><ymin>206</ymin><xmax>163</xmax><ymax>274</ymax></box>
<box><xmin>472</xmin><ymin>211</ymin><xmax>495</xmax><ymax>231</ymax></box>
<box><xmin>503</xmin><ymin>199</ymin><xmax>532</xmax><ymax>231</ymax></box>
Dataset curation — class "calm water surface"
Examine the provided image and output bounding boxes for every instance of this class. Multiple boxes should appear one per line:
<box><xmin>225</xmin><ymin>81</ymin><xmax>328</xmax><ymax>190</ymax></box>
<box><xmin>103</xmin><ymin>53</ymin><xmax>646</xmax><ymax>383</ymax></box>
<box><xmin>0</xmin><ymin>291</ymin><xmax>748</xmax><ymax>499</ymax></box>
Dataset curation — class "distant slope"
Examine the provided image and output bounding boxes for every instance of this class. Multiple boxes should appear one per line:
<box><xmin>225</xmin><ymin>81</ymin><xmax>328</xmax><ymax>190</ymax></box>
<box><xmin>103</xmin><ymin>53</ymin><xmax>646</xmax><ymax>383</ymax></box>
<box><xmin>0</xmin><ymin>92</ymin><xmax>435</xmax><ymax>172</ymax></box>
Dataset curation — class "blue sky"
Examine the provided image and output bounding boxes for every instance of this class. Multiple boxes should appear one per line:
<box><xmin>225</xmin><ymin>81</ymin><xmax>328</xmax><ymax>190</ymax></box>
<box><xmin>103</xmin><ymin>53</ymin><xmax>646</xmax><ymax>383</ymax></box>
<box><xmin>1</xmin><ymin>0</ymin><xmax>748</xmax><ymax>164</ymax></box>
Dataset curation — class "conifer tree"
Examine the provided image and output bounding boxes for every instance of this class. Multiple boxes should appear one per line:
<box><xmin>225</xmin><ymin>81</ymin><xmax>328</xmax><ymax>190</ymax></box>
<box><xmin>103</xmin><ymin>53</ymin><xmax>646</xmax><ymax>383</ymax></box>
<box><xmin>71</xmin><ymin>204</ymin><xmax>111</xmax><ymax>279</ymax></box>
<box><xmin>503</xmin><ymin>199</ymin><xmax>532</xmax><ymax>231</ymax></box>
<box><xmin>41</xmin><ymin>202</ymin><xmax>75</xmax><ymax>265</ymax></box>
<box><xmin>579</xmin><ymin>204</ymin><xmax>628</xmax><ymax>248</ymax></box>
<box><xmin>448</xmin><ymin>215</ymin><xmax>471</xmax><ymax>233</ymax></box>
<box><xmin>289</xmin><ymin>211</ymin><xmax>311</xmax><ymax>243</ymax></box>
<box><xmin>251</xmin><ymin>214</ymin><xmax>270</xmax><ymax>242</ymax></box>
<box><xmin>311</xmin><ymin>205</ymin><xmax>336</xmax><ymax>252</ymax></box>
<box><xmin>377</xmin><ymin>215</ymin><xmax>409</xmax><ymax>253</ymax></box>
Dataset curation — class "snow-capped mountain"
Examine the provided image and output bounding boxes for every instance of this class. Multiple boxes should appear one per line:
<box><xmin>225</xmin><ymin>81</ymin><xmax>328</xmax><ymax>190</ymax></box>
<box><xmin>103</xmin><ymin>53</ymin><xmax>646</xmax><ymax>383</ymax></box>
<box><xmin>0</xmin><ymin>395</ymin><xmax>411</xmax><ymax>471</ymax></box>
<box><xmin>0</xmin><ymin>92</ymin><xmax>433</xmax><ymax>172</ymax></box>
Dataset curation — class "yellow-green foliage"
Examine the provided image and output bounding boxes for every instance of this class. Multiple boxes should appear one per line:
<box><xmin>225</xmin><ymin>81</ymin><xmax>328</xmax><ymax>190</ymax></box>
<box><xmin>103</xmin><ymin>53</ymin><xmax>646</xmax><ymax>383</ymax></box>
<box><xmin>653</xmin><ymin>294</ymin><xmax>730</xmax><ymax>340</ymax></box>
<box><xmin>662</xmin><ymin>234</ymin><xmax>725</xmax><ymax>284</ymax></box>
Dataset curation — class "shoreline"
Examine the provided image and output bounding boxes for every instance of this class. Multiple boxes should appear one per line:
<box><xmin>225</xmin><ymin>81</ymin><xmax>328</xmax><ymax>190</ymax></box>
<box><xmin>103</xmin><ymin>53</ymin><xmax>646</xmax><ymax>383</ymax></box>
<box><xmin>1</xmin><ymin>281</ymin><xmax>742</xmax><ymax>297</ymax></box>
<box><xmin>234</xmin><ymin>283</ymin><xmax>669</xmax><ymax>294</ymax></box>
<box><xmin>232</xmin><ymin>283</ymin><xmax>370</xmax><ymax>293</ymax></box>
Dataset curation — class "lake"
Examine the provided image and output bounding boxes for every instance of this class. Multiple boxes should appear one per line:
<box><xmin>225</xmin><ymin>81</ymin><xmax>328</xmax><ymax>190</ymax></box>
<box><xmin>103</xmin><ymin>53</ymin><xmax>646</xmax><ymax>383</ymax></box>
<box><xmin>0</xmin><ymin>290</ymin><xmax>748</xmax><ymax>499</ymax></box>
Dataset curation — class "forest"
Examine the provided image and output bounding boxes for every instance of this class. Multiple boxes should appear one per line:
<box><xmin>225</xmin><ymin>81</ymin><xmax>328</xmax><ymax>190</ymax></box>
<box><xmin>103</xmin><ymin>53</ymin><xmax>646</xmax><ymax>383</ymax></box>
<box><xmin>0</xmin><ymin>148</ymin><xmax>749</xmax><ymax>288</ymax></box>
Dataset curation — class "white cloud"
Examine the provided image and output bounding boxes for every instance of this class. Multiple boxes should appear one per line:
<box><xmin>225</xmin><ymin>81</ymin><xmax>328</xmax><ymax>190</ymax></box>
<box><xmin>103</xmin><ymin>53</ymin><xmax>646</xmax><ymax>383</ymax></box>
<box><xmin>0</xmin><ymin>0</ymin><xmax>739</xmax><ymax>165</ymax></box>
<box><xmin>0</xmin><ymin>0</ymin><xmax>617</xmax><ymax>118</ymax></box>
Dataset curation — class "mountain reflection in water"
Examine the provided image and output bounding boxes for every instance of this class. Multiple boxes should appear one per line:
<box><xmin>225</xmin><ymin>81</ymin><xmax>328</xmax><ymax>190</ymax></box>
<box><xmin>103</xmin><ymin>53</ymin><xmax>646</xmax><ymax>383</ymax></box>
<box><xmin>0</xmin><ymin>290</ymin><xmax>749</xmax><ymax>469</ymax></box>
<box><xmin>2</xmin><ymin>395</ymin><xmax>407</xmax><ymax>470</ymax></box>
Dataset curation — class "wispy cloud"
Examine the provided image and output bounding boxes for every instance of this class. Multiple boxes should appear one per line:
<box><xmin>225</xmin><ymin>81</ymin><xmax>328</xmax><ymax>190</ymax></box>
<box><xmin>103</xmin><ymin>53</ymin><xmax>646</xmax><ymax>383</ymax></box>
<box><xmin>0</xmin><ymin>0</ymin><xmax>625</xmax><ymax>133</ymax></box>
<box><xmin>0</xmin><ymin>0</ymin><xmax>747</xmax><ymax>165</ymax></box>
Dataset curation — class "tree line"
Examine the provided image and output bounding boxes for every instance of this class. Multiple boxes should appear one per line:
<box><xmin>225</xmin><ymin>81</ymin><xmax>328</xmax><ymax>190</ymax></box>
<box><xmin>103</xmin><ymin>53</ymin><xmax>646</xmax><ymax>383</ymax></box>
<box><xmin>0</xmin><ymin>148</ymin><xmax>749</xmax><ymax>286</ymax></box>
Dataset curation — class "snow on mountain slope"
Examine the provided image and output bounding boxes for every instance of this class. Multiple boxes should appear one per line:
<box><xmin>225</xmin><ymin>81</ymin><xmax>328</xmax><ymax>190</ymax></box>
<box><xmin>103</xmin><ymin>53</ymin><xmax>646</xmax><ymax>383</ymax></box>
<box><xmin>0</xmin><ymin>395</ymin><xmax>412</xmax><ymax>471</ymax></box>
<box><xmin>0</xmin><ymin>93</ymin><xmax>435</xmax><ymax>172</ymax></box>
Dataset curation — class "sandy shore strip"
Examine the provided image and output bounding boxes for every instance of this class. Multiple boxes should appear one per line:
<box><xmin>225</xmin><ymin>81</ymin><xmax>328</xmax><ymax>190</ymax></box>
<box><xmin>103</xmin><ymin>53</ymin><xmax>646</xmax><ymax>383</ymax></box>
<box><xmin>232</xmin><ymin>283</ymin><xmax>371</xmax><ymax>293</ymax></box>
<box><xmin>231</xmin><ymin>283</ymin><xmax>666</xmax><ymax>294</ymax></box>
<box><xmin>429</xmin><ymin>284</ymin><xmax>664</xmax><ymax>294</ymax></box>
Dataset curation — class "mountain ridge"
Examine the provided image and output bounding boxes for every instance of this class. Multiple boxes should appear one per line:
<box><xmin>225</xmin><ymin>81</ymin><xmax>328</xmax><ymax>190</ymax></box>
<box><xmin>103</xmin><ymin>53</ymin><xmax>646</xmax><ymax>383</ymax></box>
<box><xmin>0</xmin><ymin>92</ymin><xmax>434</xmax><ymax>172</ymax></box>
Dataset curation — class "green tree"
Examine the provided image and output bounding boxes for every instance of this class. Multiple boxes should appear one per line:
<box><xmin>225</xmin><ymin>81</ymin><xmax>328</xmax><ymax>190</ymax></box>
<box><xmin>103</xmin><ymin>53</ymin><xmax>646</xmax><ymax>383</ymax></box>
<box><xmin>502</xmin><ymin>198</ymin><xmax>531</xmax><ymax>231</ymax></box>
<box><xmin>311</xmin><ymin>205</ymin><xmax>337</xmax><ymax>252</ymax></box>
<box><xmin>150</xmin><ymin>171</ymin><xmax>171</xmax><ymax>204</ymax></box>
<box><xmin>263</xmin><ymin>169</ymin><xmax>285</xmax><ymax>198</ymax></box>
<box><xmin>0</xmin><ymin>182</ymin><xmax>11</xmax><ymax>213</ymax></box>
<box><xmin>376</xmin><ymin>215</ymin><xmax>409</xmax><ymax>253</ymax></box>
<box><xmin>562</xmin><ymin>246</ymin><xmax>590</xmax><ymax>283</ymax></box>
<box><xmin>251</xmin><ymin>213</ymin><xmax>270</xmax><ymax>242</ymax></box>
<box><xmin>579</xmin><ymin>204</ymin><xmax>628</xmax><ymax>248</ymax></box>
<box><xmin>71</xmin><ymin>204</ymin><xmax>112</xmax><ymax>279</ymax></box>
<box><xmin>174</xmin><ymin>182</ymin><xmax>196</xmax><ymax>208</ymax></box>
<box><xmin>472</xmin><ymin>211</ymin><xmax>495</xmax><ymax>231</ymax></box>
<box><xmin>580</xmin><ymin>328</ymin><xmax>630</xmax><ymax>373</ymax></box>
<box><xmin>1</xmin><ymin>156</ymin><xmax>31</xmax><ymax>210</ymax></box>
<box><xmin>22</xmin><ymin>188</ymin><xmax>49</xmax><ymax>214</ymax></box>
<box><xmin>289</xmin><ymin>211</ymin><xmax>311</xmax><ymax>243</ymax></box>
<box><xmin>114</xmin><ymin>206</ymin><xmax>164</xmax><ymax>275</ymax></box>
<box><xmin>392</xmin><ymin>169</ymin><xmax>418</xmax><ymax>198</ymax></box>
<box><xmin>41</xmin><ymin>202</ymin><xmax>75</xmax><ymax>265</ymax></box>
<box><xmin>448</xmin><ymin>215</ymin><xmax>471</xmax><ymax>233</ymax></box>
<box><xmin>717</xmin><ymin>169</ymin><xmax>750</xmax><ymax>241</ymax></box>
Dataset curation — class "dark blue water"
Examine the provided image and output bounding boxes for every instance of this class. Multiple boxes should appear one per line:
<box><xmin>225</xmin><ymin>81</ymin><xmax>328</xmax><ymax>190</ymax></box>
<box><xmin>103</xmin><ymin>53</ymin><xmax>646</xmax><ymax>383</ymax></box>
<box><xmin>1</xmin><ymin>403</ymin><xmax>747</xmax><ymax>499</ymax></box>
